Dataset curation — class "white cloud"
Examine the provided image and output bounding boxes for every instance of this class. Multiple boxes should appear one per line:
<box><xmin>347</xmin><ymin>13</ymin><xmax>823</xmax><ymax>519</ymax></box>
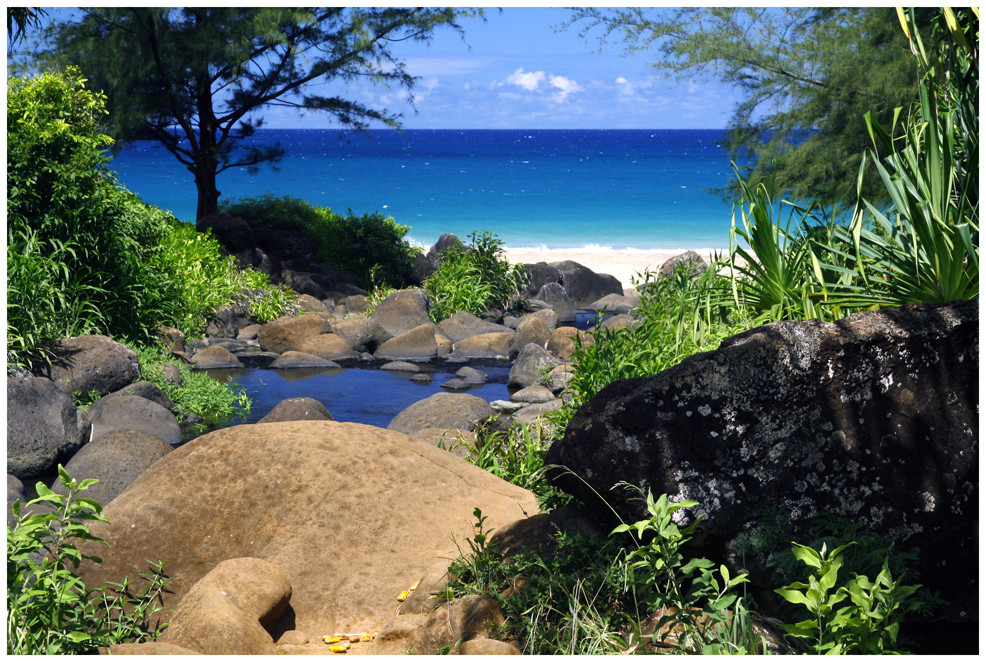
<box><xmin>502</xmin><ymin>67</ymin><xmax>545</xmax><ymax>91</ymax></box>
<box><xmin>420</xmin><ymin>77</ymin><xmax>441</xmax><ymax>91</ymax></box>
<box><xmin>616</xmin><ymin>76</ymin><xmax>634</xmax><ymax>96</ymax></box>
<box><xmin>549</xmin><ymin>74</ymin><xmax>582</xmax><ymax>102</ymax></box>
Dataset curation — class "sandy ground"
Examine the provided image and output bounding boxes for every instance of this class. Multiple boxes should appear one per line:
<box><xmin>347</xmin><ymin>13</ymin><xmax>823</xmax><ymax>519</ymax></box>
<box><xmin>502</xmin><ymin>246</ymin><xmax>726</xmax><ymax>292</ymax></box>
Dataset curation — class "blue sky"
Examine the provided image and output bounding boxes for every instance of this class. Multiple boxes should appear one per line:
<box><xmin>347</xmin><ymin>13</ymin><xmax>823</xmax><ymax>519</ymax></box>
<box><xmin>266</xmin><ymin>8</ymin><xmax>743</xmax><ymax>130</ymax></box>
<box><xmin>25</xmin><ymin>7</ymin><xmax>743</xmax><ymax>130</ymax></box>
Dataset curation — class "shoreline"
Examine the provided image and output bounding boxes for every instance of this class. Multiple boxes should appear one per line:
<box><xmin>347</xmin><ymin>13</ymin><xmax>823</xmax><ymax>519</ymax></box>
<box><xmin>502</xmin><ymin>246</ymin><xmax>727</xmax><ymax>292</ymax></box>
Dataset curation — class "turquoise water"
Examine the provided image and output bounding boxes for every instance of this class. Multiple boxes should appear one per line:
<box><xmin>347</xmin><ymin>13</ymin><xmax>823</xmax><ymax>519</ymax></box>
<box><xmin>110</xmin><ymin>129</ymin><xmax>738</xmax><ymax>250</ymax></box>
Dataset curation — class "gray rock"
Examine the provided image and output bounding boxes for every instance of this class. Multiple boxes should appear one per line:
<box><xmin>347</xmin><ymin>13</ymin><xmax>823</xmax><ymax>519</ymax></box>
<box><xmin>410</xmin><ymin>373</ymin><xmax>433</xmax><ymax>383</ymax></box>
<box><xmin>54</xmin><ymin>429</ymin><xmax>173</xmax><ymax>505</ymax></box>
<box><xmin>331</xmin><ymin>315</ymin><xmax>393</xmax><ymax>354</ymax></box>
<box><xmin>190</xmin><ymin>345</ymin><xmax>244</xmax><ymax>370</ymax></box>
<box><xmin>381</xmin><ymin>361</ymin><xmax>421</xmax><ymax>373</ymax></box>
<box><xmin>88</xmin><ymin>395</ymin><xmax>183</xmax><ymax>446</ymax></box>
<box><xmin>518</xmin><ymin>262</ymin><xmax>562</xmax><ymax>298</ymax></box>
<box><xmin>438</xmin><ymin>311</ymin><xmax>512</xmax><ymax>343</ymax></box>
<box><xmin>269</xmin><ymin>351</ymin><xmax>340</xmax><ymax>369</ymax></box>
<box><xmin>441</xmin><ymin>378</ymin><xmax>472</xmax><ymax>391</ymax></box>
<box><xmin>197</xmin><ymin>211</ymin><xmax>255</xmax><ymax>253</ymax></box>
<box><xmin>104</xmin><ymin>381</ymin><xmax>175</xmax><ymax>412</ymax></box>
<box><xmin>388</xmin><ymin>392</ymin><xmax>495</xmax><ymax>435</ymax></box>
<box><xmin>490</xmin><ymin>400</ymin><xmax>525</xmax><ymax>413</ymax></box>
<box><xmin>508</xmin><ymin>343</ymin><xmax>557</xmax><ymax>389</ymax></box>
<box><xmin>258</xmin><ymin>398</ymin><xmax>334</xmax><ymax>423</ymax></box>
<box><xmin>531</xmin><ymin>283</ymin><xmax>575</xmax><ymax>323</ymax></box>
<box><xmin>584</xmin><ymin>293</ymin><xmax>638</xmax><ymax>315</ymax></box>
<box><xmin>7</xmin><ymin>376</ymin><xmax>85</xmax><ymax>478</ymax></box>
<box><xmin>659</xmin><ymin>250</ymin><xmax>708</xmax><ymax>279</ymax></box>
<box><xmin>369</xmin><ymin>289</ymin><xmax>432</xmax><ymax>337</ymax></box>
<box><xmin>205</xmin><ymin>304</ymin><xmax>250</xmax><ymax>339</ymax></box>
<box><xmin>546</xmin><ymin>299</ymin><xmax>979</xmax><ymax>620</ymax></box>
<box><xmin>509</xmin><ymin>315</ymin><xmax>552</xmax><ymax>358</ymax></box>
<box><xmin>549</xmin><ymin>260</ymin><xmax>623</xmax><ymax>307</ymax></box>
<box><xmin>455</xmin><ymin>366</ymin><xmax>488</xmax><ymax>385</ymax></box>
<box><xmin>513</xmin><ymin>399</ymin><xmax>564</xmax><ymax>425</ymax></box>
<box><xmin>45</xmin><ymin>335</ymin><xmax>139</xmax><ymax>397</ymax></box>
<box><xmin>510</xmin><ymin>384</ymin><xmax>556</xmax><ymax>404</ymax></box>
<box><xmin>237</xmin><ymin>324</ymin><xmax>262</xmax><ymax>341</ymax></box>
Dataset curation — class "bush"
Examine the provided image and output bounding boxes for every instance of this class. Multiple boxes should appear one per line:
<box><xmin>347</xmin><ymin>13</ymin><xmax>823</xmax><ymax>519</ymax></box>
<box><xmin>7</xmin><ymin>466</ymin><xmax>168</xmax><ymax>654</ymax></box>
<box><xmin>220</xmin><ymin>194</ymin><xmax>419</xmax><ymax>289</ymax></box>
<box><xmin>425</xmin><ymin>231</ymin><xmax>524</xmax><ymax>322</ymax></box>
<box><xmin>6</xmin><ymin>69</ymin><xmax>175</xmax><ymax>366</ymax></box>
<box><xmin>132</xmin><ymin>343</ymin><xmax>251</xmax><ymax>431</ymax></box>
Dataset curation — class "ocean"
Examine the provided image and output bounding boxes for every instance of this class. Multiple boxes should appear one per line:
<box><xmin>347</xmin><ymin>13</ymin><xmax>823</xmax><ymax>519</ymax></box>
<box><xmin>110</xmin><ymin>129</ymin><xmax>738</xmax><ymax>251</ymax></box>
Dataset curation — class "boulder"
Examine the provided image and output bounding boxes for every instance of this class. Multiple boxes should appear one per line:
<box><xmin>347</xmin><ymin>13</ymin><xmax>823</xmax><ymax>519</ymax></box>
<box><xmin>584</xmin><ymin>292</ymin><xmax>639</xmax><ymax>316</ymax></box>
<box><xmin>75</xmin><ymin>421</ymin><xmax>538</xmax><ymax>640</ymax></box>
<box><xmin>549</xmin><ymin>260</ymin><xmax>623</xmax><ymax>307</ymax></box>
<box><xmin>507</xmin><ymin>344</ymin><xmax>558</xmax><ymax>389</ymax></box>
<box><xmin>197</xmin><ymin>212</ymin><xmax>255</xmax><ymax>253</ymax></box>
<box><xmin>330</xmin><ymin>315</ymin><xmax>393</xmax><ymax>353</ymax></box>
<box><xmin>257</xmin><ymin>398</ymin><xmax>334</xmax><ymax>424</ymax></box>
<box><xmin>531</xmin><ymin>282</ymin><xmax>575</xmax><ymax>323</ymax></box>
<box><xmin>410</xmin><ymin>251</ymin><xmax>436</xmax><ymax>285</ymax></box>
<box><xmin>519</xmin><ymin>262</ymin><xmax>562</xmax><ymax>298</ymax></box>
<box><xmin>369</xmin><ymin>289</ymin><xmax>432</xmax><ymax>337</ymax></box>
<box><xmin>513</xmin><ymin>399</ymin><xmax>564</xmax><ymax>425</ymax></box>
<box><xmin>449</xmin><ymin>332</ymin><xmax>514</xmax><ymax>360</ymax></box>
<box><xmin>45</xmin><ymin>335</ymin><xmax>139</xmax><ymax>397</ymax></box>
<box><xmin>508</xmin><ymin>315</ymin><xmax>552</xmax><ymax>358</ymax></box>
<box><xmin>374</xmin><ymin>323</ymin><xmax>439</xmax><ymax>361</ymax></box>
<box><xmin>237</xmin><ymin>324</ymin><xmax>262</xmax><ymax>341</ymax></box>
<box><xmin>269</xmin><ymin>352</ymin><xmax>340</xmax><ymax>369</ymax></box>
<box><xmin>546</xmin><ymin>300</ymin><xmax>978</xmax><ymax>620</ymax></box>
<box><xmin>439</xmin><ymin>311</ymin><xmax>512</xmax><ymax>343</ymax></box>
<box><xmin>510</xmin><ymin>384</ymin><xmax>556</xmax><ymax>404</ymax></box>
<box><xmin>546</xmin><ymin>326</ymin><xmax>593</xmax><ymax>360</ymax></box>
<box><xmin>157</xmin><ymin>326</ymin><xmax>187</xmax><ymax>354</ymax></box>
<box><xmin>295</xmin><ymin>294</ymin><xmax>328</xmax><ymax>313</ymax></box>
<box><xmin>381</xmin><ymin>361</ymin><xmax>421</xmax><ymax>373</ymax></box>
<box><xmin>160</xmin><ymin>557</ymin><xmax>290</xmax><ymax>655</ymax></box>
<box><xmin>660</xmin><ymin>250</ymin><xmax>709</xmax><ymax>279</ymax></box>
<box><xmin>372</xmin><ymin>595</ymin><xmax>505</xmax><ymax>655</ymax></box>
<box><xmin>190</xmin><ymin>345</ymin><xmax>244</xmax><ymax>370</ymax></box>
<box><xmin>296</xmin><ymin>333</ymin><xmax>358</xmax><ymax>361</ymax></box>
<box><xmin>105</xmin><ymin>642</ymin><xmax>201</xmax><ymax>655</ymax></box>
<box><xmin>426</xmin><ymin>233</ymin><xmax>464</xmax><ymax>264</ymax></box>
<box><xmin>338</xmin><ymin>294</ymin><xmax>371</xmax><ymax>315</ymax></box>
<box><xmin>600</xmin><ymin>313</ymin><xmax>639</xmax><ymax>330</ymax></box>
<box><xmin>455</xmin><ymin>366</ymin><xmax>488</xmax><ymax>386</ymax></box>
<box><xmin>87</xmin><ymin>395</ymin><xmax>183</xmax><ymax>446</ymax></box>
<box><xmin>53</xmin><ymin>429</ymin><xmax>173</xmax><ymax>505</ymax></box>
<box><xmin>257</xmin><ymin>313</ymin><xmax>332</xmax><ymax>354</ymax></box>
<box><xmin>205</xmin><ymin>304</ymin><xmax>251</xmax><ymax>339</ymax></box>
<box><xmin>388</xmin><ymin>392</ymin><xmax>495</xmax><ymax>435</ymax></box>
<box><xmin>7</xmin><ymin>376</ymin><xmax>85</xmax><ymax>478</ymax></box>
<box><xmin>105</xmin><ymin>381</ymin><xmax>175</xmax><ymax>412</ymax></box>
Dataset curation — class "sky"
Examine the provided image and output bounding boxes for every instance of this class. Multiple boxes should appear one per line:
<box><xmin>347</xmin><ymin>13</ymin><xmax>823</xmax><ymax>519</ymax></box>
<box><xmin>18</xmin><ymin>6</ymin><xmax>744</xmax><ymax>131</ymax></box>
<box><xmin>261</xmin><ymin>7</ymin><xmax>744</xmax><ymax>130</ymax></box>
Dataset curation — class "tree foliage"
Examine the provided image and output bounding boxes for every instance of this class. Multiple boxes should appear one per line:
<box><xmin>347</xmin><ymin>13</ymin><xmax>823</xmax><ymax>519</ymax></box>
<box><xmin>565</xmin><ymin>7</ymin><xmax>927</xmax><ymax>208</ymax></box>
<box><xmin>44</xmin><ymin>8</ymin><xmax>470</xmax><ymax>221</ymax></box>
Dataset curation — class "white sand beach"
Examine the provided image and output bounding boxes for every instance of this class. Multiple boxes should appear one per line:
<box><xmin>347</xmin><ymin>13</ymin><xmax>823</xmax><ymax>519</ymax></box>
<box><xmin>502</xmin><ymin>246</ymin><xmax>727</xmax><ymax>292</ymax></box>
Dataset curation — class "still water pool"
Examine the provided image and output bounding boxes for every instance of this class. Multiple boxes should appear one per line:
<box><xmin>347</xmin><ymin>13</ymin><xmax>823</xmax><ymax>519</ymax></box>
<box><xmin>203</xmin><ymin>362</ymin><xmax>512</xmax><ymax>432</ymax></box>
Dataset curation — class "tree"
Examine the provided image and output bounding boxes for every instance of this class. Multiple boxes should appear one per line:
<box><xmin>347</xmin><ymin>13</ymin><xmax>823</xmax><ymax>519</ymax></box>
<box><xmin>565</xmin><ymin>7</ymin><xmax>928</xmax><ymax>208</ymax></box>
<box><xmin>44</xmin><ymin>8</ymin><xmax>469</xmax><ymax>223</ymax></box>
<box><xmin>7</xmin><ymin>7</ymin><xmax>48</xmax><ymax>53</ymax></box>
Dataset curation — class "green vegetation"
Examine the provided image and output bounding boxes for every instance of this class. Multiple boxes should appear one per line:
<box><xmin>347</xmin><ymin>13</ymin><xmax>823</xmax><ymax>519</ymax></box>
<box><xmin>44</xmin><ymin>8</ymin><xmax>471</xmax><ymax>219</ymax></box>
<box><xmin>425</xmin><ymin>231</ymin><xmax>525</xmax><ymax>322</ymax></box>
<box><xmin>132</xmin><ymin>343</ymin><xmax>252</xmax><ymax>432</ymax></box>
<box><xmin>440</xmin><ymin>492</ymin><xmax>924</xmax><ymax>654</ymax></box>
<box><xmin>221</xmin><ymin>194</ymin><xmax>419</xmax><ymax>290</ymax></box>
<box><xmin>7</xmin><ymin>467</ymin><xmax>168</xmax><ymax>654</ymax></box>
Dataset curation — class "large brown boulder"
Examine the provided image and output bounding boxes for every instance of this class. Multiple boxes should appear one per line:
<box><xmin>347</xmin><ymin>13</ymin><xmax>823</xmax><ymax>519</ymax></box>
<box><xmin>7</xmin><ymin>376</ymin><xmax>85</xmax><ymax>478</ymax></box>
<box><xmin>76</xmin><ymin>421</ymin><xmax>538</xmax><ymax>639</ymax></box>
<box><xmin>44</xmin><ymin>334</ymin><xmax>139</xmax><ymax>397</ymax></box>
<box><xmin>330</xmin><ymin>314</ymin><xmax>393</xmax><ymax>353</ymax></box>
<box><xmin>438</xmin><ymin>311</ymin><xmax>512</xmax><ymax>343</ymax></box>
<box><xmin>257</xmin><ymin>313</ymin><xmax>331</xmax><ymax>354</ymax></box>
<box><xmin>449</xmin><ymin>332</ymin><xmax>514</xmax><ymax>360</ymax></box>
<box><xmin>189</xmin><ymin>345</ymin><xmax>244</xmax><ymax>370</ymax></box>
<box><xmin>388</xmin><ymin>392</ymin><xmax>496</xmax><ymax>435</ymax></box>
<box><xmin>295</xmin><ymin>333</ymin><xmax>358</xmax><ymax>361</ymax></box>
<box><xmin>374</xmin><ymin>323</ymin><xmax>439</xmax><ymax>361</ymax></box>
<box><xmin>507</xmin><ymin>343</ymin><xmax>558</xmax><ymax>389</ymax></box>
<box><xmin>159</xmin><ymin>557</ymin><xmax>291</xmax><ymax>655</ymax></box>
<box><xmin>257</xmin><ymin>398</ymin><xmax>333</xmax><ymax>423</ymax></box>
<box><xmin>546</xmin><ymin>300</ymin><xmax>979</xmax><ymax>620</ymax></box>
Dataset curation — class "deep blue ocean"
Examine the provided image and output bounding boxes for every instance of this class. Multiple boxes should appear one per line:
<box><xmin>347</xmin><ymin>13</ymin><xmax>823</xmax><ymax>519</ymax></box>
<box><xmin>110</xmin><ymin>129</ymin><xmax>738</xmax><ymax>250</ymax></box>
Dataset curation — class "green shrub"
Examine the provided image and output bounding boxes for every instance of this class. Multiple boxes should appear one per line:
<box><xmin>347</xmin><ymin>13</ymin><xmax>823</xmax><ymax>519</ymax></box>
<box><xmin>6</xmin><ymin>69</ymin><xmax>175</xmax><ymax>366</ymax></box>
<box><xmin>7</xmin><ymin>466</ymin><xmax>168</xmax><ymax>654</ymax></box>
<box><xmin>220</xmin><ymin>194</ymin><xmax>419</xmax><ymax>289</ymax></box>
<box><xmin>425</xmin><ymin>231</ymin><xmax>524</xmax><ymax>322</ymax></box>
<box><xmin>132</xmin><ymin>343</ymin><xmax>251</xmax><ymax>431</ymax></box>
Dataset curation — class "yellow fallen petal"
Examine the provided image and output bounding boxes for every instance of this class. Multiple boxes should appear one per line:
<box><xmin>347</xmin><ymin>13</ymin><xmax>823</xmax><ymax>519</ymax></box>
<box><xmin>322</xmin><ymin>635</ymin><xmax>343</xmax><ymax>644</ymax></box>
<box><xmin>329</xmin><ymin>642</ymin><xmax>350</xmax><ymax>653</ymax></box>
<box><xmin>397</xmin><ymin>590</ymin><xmax>410</xmax><ymax>602</ymax></box>
<box><xmin>360</xmin><ymin>632</ymin><xmax>377</xmax><ymax>642</ymax></box>
<box><xmin>409</xmin><ymin>580</ymin><xmax>420</xmax><ymax>591</ymax></box>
